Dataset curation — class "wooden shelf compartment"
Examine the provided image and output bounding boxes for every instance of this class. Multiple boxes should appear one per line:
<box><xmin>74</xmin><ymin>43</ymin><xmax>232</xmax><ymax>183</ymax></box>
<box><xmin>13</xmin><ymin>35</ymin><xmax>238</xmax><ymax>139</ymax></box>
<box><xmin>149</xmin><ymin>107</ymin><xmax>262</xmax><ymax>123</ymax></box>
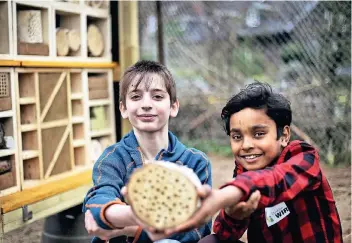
<box><xmin>0</xmin><ymin>1</ymin><xmax>11</xmax><ymax>57</ymax></box>
<box><xmin>72</xmin><ymin>123</ymin><xmax>84</xmax><ymax>140</ymax></box>
<box><xmin>23</xmin><ymin>157</ymin><xmax>41</xmax><ymax>180</ymax></box>
<box><xmin>88</xmin><ymin>72</ymin><xmax>108</xmax><ymax>100</ymax></box>
<box><xmin>54</xmin><ymin>9</ymin><xmax>82</xmax><ymax>57</ymax></box>
<box><xmin>14</xmin><ymin>2</ymin><xmax>50</xmax><ymax>57</ymax></box>
<box><xmin>21</xmin><ymin>130</ymin><xmax>38</xmax><ymax>151</ymax></box>
<box><xmin>18</xmin><ymin>73</ymin><xmax>36</xmax><ymax>98</ymax></box>
<box><xmin>0</xmin><ymin>71</ymin><xmax>12</xmax><ymax>111</ymax></box>
<box><xmin>0</xmin><ymin>155</ymin><xmax>18</xmax><ymax>192</ymax></box>
<box><xmin>72</xmin><ymin>99</ymin><xmax>83</xmax><ymax>117</ymax></box>
<box><xmin>89</xmin><ymin>105</ymin><xmax>110</xmax><ymax>131</ymax></box>
<box><xmin>86</xmin><ymin>16</ymin><xmax>111</xmax><ymax>59</ymax></box>
<box><xmin>38</xmin><ymin>71</ymin><xmax>69</xmax><ymax>123</ymax></box>
<box><xmin>0</xmin><ymin>117</ymin><xmax>14</xmax><ymax>147</ymax></box>
<box><xmin>73</xmin><ymin>146</ymin><xmax>85</xmax><ymax>166</ymax></box>
<box><xmin>20</xmin><ymin>103</ymin><xmax>37</xmax><ymax>125</ymax></box>
<box><xmin>70</xmin><ymin>71</ymin><xmax>83</xmax><ymax>94</ymax></box>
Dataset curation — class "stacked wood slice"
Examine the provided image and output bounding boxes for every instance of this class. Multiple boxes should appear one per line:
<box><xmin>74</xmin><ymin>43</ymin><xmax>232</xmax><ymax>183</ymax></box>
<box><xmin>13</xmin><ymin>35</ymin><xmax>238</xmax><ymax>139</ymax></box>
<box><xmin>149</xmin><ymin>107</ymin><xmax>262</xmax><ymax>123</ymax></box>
<box><xmin>68</xmin><ymin>29</ymin><xmax>81</xmax><ymax>52</ymax></box>
<box><xmin>56</xmin><ymin>28</ymin><xmax>69</xmax><ymax>56</ymax></box>
<box><xmin>56</xmin><ymin>28</ymin><xmax>81</xmax><ymax>56</ymax></box>
<box><xmin>87</xmin><ymin>24</ymin><xmax>104</xmax><ymax>57</ymax></box>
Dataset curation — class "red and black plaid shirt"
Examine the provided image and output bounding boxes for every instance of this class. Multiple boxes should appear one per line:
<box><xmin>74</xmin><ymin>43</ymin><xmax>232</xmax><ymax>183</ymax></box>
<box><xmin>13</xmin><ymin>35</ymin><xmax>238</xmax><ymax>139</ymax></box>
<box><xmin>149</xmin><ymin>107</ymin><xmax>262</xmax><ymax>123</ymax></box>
<box><xmin>213</xmin><ymin>140</ymin><xmax>342</xmax><ymax>243</ymax></box>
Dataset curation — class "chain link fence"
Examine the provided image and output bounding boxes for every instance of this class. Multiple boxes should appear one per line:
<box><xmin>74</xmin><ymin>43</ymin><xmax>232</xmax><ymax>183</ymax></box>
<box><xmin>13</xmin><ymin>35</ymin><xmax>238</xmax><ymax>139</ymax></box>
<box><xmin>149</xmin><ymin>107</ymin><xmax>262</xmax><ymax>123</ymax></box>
<box><xmin>139</xmin><ymin>1</ymin><xmax>351</xmax><ymax>164</ymax></box>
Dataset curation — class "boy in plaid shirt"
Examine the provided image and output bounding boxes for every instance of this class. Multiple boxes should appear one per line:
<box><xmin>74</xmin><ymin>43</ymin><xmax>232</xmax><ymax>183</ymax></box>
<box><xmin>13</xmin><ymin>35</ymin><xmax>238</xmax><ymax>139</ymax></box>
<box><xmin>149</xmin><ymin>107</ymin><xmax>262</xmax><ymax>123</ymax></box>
<box><xmin>166</xmin><ymin>82</ymin><xmax>342</xmax><ymax>243</ymax></box>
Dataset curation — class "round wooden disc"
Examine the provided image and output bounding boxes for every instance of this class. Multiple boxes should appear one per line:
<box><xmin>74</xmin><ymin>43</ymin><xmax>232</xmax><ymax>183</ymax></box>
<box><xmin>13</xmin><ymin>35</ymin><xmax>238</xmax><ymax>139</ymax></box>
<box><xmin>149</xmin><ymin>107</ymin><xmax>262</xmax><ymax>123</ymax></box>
<box><xmin>68</xmin><ymin>29</ymin><xmax>81</xmax><ymax>52</ymax></box>
<box><xmin>87</xmin><ymin>24</ymin><xmax>104</xmax><ymax>57</ymax></box>
<box><xmin>56</xmin><ymin>28</ymin><xmax>69</xmax><ymax>56</ymax></box>
<box><xmin>127</xmin><ymin>162</ymin><xmax>200</xmax><ymax>230</ymax></box>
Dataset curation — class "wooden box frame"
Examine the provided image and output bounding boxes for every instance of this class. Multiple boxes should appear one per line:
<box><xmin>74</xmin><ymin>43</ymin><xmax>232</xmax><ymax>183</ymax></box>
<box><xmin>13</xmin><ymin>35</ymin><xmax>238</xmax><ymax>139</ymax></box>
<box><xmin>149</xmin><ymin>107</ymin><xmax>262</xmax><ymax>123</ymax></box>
<box><xmin>53</xmin><ymin>6</ymin><xmax>83</xmax><ymax>59</ymax></box>
<box><xmin>0</xmin><ymin>0</ymin><xmax>112</xmax><ymax>62</ymax></box>
<box><xmin>0</xmin><ymin>68</ymin><xmax>20</xmax><ymax>197</ymax></box>
<box><xmin>13</xmin><ymin>1</ymin><xmax>53</xmax><ymax>60</ymax></box>
<box><xmin>14</xmin><ymin>68</ymin><xmax>94</xmax><ymax>189</ymax></box>
<box><xmin>0</xmin><ymin>1</ymin><xmax>13</xmax><ymax>59</ymax></box>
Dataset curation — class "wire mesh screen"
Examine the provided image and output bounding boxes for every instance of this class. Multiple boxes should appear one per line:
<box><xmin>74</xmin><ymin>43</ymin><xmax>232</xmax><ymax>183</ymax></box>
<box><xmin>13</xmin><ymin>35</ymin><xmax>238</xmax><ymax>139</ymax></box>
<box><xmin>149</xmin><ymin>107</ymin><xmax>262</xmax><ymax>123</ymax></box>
<box><xmin>139</xmin><ymin>1</ymin><xmax>351</xmax><ymax>164</ymax></box>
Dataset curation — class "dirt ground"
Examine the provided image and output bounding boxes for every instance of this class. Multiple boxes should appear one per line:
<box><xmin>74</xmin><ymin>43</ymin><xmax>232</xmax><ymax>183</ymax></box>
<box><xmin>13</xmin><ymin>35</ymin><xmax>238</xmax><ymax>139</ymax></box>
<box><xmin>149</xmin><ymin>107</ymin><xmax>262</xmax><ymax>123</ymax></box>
<box><xmin>3</xmin><ymin>154</ymin><xmax>351</xmax><ymax>242</ymax></box>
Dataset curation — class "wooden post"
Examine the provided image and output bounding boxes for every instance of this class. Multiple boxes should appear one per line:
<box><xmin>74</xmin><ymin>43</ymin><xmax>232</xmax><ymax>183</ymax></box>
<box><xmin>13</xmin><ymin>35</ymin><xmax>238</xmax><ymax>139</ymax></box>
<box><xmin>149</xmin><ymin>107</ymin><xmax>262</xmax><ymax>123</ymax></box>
<box><xmin>118</xmin><ymin>1</ymin><xmax>139</xmax><ymax>136</ymax></box>
<box><xmin>156</xmin><ymin>1</ymin><xmax>165</xmax><ymax>65</ymax></box>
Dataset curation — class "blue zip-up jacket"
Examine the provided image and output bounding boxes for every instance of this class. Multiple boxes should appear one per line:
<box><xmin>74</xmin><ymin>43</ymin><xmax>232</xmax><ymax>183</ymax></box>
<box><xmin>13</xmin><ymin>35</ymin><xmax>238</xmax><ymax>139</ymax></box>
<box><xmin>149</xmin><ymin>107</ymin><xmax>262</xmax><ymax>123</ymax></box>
<box><xmin>83</xmin><ymin>131</ymin><xmax>212</xmax><ymax>243</ymax></box>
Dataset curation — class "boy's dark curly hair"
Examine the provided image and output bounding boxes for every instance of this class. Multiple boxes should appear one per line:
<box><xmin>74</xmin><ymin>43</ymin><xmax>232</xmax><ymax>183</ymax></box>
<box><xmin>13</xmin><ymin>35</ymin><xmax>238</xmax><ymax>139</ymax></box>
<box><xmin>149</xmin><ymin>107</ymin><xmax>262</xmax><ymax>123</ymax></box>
<box><xmin>221</xmin><ymin>82</ymin><xmax>292</xmax><ymax>139</ymax></box>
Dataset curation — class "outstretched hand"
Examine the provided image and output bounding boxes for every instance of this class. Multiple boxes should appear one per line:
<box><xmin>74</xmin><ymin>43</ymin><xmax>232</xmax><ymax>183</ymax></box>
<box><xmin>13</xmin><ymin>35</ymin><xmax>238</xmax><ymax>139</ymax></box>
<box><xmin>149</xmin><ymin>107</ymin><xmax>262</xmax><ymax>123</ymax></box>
<box><xmin>165</xmin><ymin>185</ymin><xmax>243</xmax><ymax>235</ymax></box>
<box><xmin>225</xmin><ymin>190</ymin><xmax>261</xmax><ymax>220</ymax></box>
<box><xmin>85</xmin><ymin>210</ymin><xmax>138</xmax><ymax>240</ymax></box>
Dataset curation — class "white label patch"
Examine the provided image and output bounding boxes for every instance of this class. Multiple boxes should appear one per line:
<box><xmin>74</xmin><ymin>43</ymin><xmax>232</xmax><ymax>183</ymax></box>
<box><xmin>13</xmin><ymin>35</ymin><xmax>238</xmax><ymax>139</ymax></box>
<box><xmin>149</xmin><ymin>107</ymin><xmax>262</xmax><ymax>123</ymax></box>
<box><xmin>265</xmin><ymin>202</ymin><xmax>290</xmax><ymax>227</ymax></box>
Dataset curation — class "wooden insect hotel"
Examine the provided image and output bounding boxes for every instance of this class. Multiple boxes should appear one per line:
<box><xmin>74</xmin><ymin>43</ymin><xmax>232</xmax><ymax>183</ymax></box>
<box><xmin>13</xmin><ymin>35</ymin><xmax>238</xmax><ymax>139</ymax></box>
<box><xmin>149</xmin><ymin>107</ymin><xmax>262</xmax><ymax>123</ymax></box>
<box><xmin>0</xmin><ymin>0</ymin><xmax>127</xmax><ymax>236</ymax></box>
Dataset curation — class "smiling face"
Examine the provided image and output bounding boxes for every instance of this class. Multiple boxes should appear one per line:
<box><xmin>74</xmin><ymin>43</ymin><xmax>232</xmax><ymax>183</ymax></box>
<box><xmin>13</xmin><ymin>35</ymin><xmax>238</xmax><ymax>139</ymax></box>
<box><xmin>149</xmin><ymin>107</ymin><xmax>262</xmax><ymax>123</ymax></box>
<box><xmin>119</xmin><ymin>74</ymin><xmax>179</xmax><ymax>134</ymax></box>
<box><xmin>229</xmin><ymin>108</ymin><xmax>290</xmax><ymax>171</ymax></box>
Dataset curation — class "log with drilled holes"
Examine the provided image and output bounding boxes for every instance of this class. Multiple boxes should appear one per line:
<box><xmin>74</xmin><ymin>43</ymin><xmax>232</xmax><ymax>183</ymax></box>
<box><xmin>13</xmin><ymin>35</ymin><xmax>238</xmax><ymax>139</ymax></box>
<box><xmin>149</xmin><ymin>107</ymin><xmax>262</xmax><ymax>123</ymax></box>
<box><xmin>87</xmin><ymin>24</ymin><xmax>104</xmax><ymax>57</ymax></box>
<box><xmin>127</xmin><ymin>162</ymin><xmax>201</xmax><ymax>230</ymax></box>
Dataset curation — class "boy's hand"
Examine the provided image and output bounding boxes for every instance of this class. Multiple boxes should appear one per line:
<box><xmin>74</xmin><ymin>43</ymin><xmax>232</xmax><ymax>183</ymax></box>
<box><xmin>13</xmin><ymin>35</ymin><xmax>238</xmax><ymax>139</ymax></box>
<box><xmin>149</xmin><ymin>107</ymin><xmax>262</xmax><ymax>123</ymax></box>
<box><xmin>166</xmin><ymin>185</ymin><xmax>243</xmax><ymax>235</ymax></box>
<box><xmin>85</xmin><ymin>210</ymin><xmax>138</xmax><ymax>240</ymax></box>
<box><xmin>224</xmin><ymin>190</ymin><xmax>261</xmax><ymax>220</ymax></box>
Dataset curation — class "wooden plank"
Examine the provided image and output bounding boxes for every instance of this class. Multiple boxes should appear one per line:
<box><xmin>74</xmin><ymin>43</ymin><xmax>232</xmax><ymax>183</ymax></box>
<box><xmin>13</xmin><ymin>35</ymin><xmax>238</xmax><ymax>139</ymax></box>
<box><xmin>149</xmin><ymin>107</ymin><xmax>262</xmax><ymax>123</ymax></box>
<box><xmin>67</xmin><ymin>71</ymin><xmax>75</xmax><ymax>170</ymax></box>
<box><xmin>17</xmin><ymin>43</ymin><xmax>49</xmax><ymax>56</ymax></box>
<box><xmin>0</xmin><ymin>110</ymin><xmax>13</xmax><ymax>118</ymax></box>
<box><xmin>22</xmin><ymin>150</ymin><xmax>39</xmax><ymax>160</ymax></box>
<box><xmin>89</xmin><ymin>99</ymin><xmax>111</xmax><ymax>107</ymax></box>
<box><xmin>107</xmin><ymin>70</ymin><xmax>116</xmax><ymax>143</ymax></box>
<box><xmin>72</xmin><ymin>116</ymin><xmax>84</xmax><ymax>124</ymax></box>
<box><xmin>44</xmin><ymin>125</ymin><xmax>70</xmax><ymax>178</ymax></box>
<box><xmin>0</xmin><ymin>169</ymin><xmax>92</xmax><ymax>213</ymax></box>
<box><xmin>19</xmin><ymin>97</ymin><xmax>36</xmax><ymax>105</ymax></box>
<box><xmin>40</xmin><ymin>72</ymin><xmax>66</xmax><ymax>122</ymax></box>
<box><xmin>119</xmin><ymin>1</ymin><xmax>139</xmax><ymax>135</ymax></box>
<box><xmin>21</xmin><ymin>123</ymin><xmax>37</xmax><ymax>132</ymax></box>
<box><xmin>41</xmin><ymin>119</ymin><xmax>69</xmax><ymax>130</ymax></box>
<box><xmin>2</xmin><ymin>184</ymin><xmax>92</xmax><ymax>233</ymax></box>
<box><xmin>0</xmin><ymin>61</ymin><xmax>20</xmax><ymax>67</ymax></box>
<box><xmin>34</xmin><ymin>72</ymin><xmax>44</xmax><ymax>179</ymax></box>
<box><xmin>73</xmin><ymin>139</ymin><xmax>85</xmax><ymax>148</ymax></box>
<box><xmin>0</xmin><ymin>149</ymin><xmax>15</xmax><ymax>158</ymax></box>
<box><xmin>71</xmin><ymin>93</ymin><xmax>83</xmax><ymax>100</ymax></box>
<box><xmin>0</xmin><ymin>186</ymin><xmax>18</xmax><ymax>198</ymax></box>
<box><xmin>21</xmin><ymin>61</ymin><xmax>117</xmax><ymax>69</ymax></box>
<box><xmin>90</xmin><ymin>129</ymin><xmax>112</xmax><ymax>138</ymax></box>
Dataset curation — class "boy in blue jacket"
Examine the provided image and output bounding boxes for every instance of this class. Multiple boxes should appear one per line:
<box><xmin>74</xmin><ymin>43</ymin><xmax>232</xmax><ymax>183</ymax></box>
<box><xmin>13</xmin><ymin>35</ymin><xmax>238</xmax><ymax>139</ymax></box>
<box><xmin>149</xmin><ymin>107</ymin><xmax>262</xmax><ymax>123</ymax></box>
<box><xmin>83</xmin><ymin>60</ymin><xmax>212</xmax><ymax>243</ymax></box>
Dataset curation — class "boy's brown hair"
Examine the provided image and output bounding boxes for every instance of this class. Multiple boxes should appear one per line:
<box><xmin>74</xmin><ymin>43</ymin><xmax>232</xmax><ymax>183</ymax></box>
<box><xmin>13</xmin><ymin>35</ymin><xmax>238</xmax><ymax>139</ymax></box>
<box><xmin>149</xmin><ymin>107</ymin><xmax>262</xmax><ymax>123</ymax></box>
<box><xmin>119</xmin><ymin>60</ymin><xmax>177</xmax><ymax>106</ymax></box>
